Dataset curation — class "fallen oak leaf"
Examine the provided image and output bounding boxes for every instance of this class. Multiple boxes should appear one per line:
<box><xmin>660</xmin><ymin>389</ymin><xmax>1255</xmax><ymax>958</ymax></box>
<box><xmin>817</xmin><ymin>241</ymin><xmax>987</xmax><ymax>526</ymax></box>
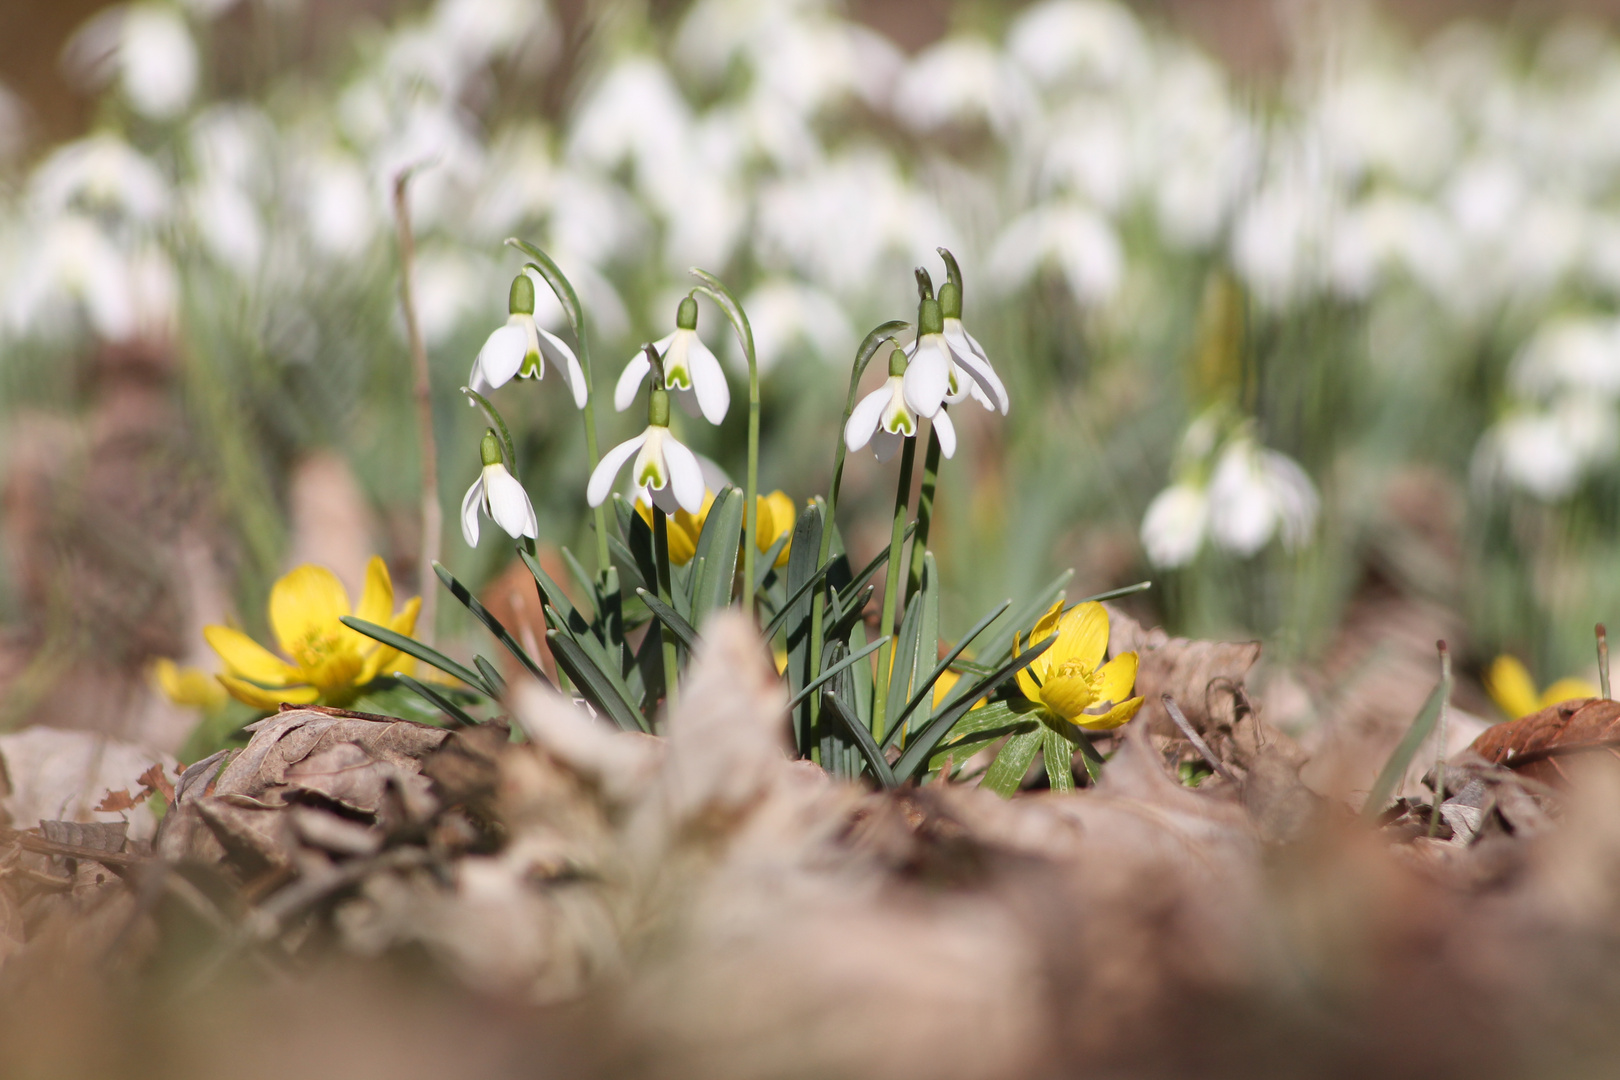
<box><xmin>1104</xmin><ymin>604</ymin><xmax>1262</xmax><ymax>739</ymax></box>
<box><xmin>93</xmin><ymin>790</ymin><xmax>138</xmax><ymax>814</ymax></box>
<box><xmin>138</xmin><ymin>763</ymin><xmax>175</xmax><ymax>804</ymax></box>
<box><xmin>1467</xmin><ymin>696</ymin><xmax>1620</xmax><ymax>786</ymax></box>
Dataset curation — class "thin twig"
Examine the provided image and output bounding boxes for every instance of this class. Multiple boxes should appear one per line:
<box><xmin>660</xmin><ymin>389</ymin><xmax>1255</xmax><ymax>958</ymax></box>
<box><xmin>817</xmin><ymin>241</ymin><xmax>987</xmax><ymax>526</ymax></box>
<box><xmin>1429</xmin><ymin>641</ymin><xmax>1452</xmax><ymax>838</ymax></box>
<box><xmin>394</xmin><ymin>165</ymin><xmax>441</xmax><ymax>647</ymax></box>
<box><xmin>1599</xmin><ymin>623</ymin><xmax>1611</xmax><ymax>700</ymax></box>
<box><xmin>1162</xmin><ymin>695</ymin><xmax>1238</xmax><ymax>784</ymax></box>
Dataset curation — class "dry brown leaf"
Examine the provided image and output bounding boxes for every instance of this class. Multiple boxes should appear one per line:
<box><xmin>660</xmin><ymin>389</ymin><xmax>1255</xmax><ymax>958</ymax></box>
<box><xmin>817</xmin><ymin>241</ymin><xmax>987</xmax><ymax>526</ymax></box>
<box><xmin>93</xmin><ymin>789</ymin><xmax>137</xmax><ymax>814</ymax></box>
<box><xmin>1467</xmin><ymin>697</ymin><xmax>1620</xmax><ymax>786</ymax></box>
<box><xmin>138</xmin><ymin>762</ymin><xmax>175</xmax><ymax>804</ymax></box>
<box><xmin>1104</xmin><ymin>604</ymin><xmax>1261</xmax><ymax>738</ymax></box>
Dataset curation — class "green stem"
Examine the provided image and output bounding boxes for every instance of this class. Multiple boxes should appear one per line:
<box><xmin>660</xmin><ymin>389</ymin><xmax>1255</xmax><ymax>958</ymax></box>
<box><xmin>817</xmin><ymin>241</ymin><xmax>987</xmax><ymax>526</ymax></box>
<box><xmin>906</xmin><ymin>423</ymin><xmax>942</xmax><ymax>597</ymax></box>
<box><xmin>808</xmin><ymin>322</ymin><xmax>908</xmax><ymax>764</ymax></box>
<box><xmin>653</xmin><ymin>507</ymin><xmax>679</xmax><ymax>713</ymax></box>
<box><xmin>871</xmin><ymin>435</ymin><xmax>916</xmax><ymax>743</ymax></box>
<box><xmin>744</xmin><ymin>343</ymin><xmax>759</xmax><ymax>616</ymax></box>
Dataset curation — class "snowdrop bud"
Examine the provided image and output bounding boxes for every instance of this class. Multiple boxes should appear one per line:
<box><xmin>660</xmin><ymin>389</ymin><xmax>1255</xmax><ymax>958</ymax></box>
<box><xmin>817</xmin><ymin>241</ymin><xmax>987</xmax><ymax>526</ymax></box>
<box><xmin>676</xmin><ymin>294</ymin><xmax>698</xmax><ymax>331</ymax></box>
<box><xmin>888</xmin><ymin>346</ymin><xmax>908</xmax><ymax>377</ymax></box>
<box><xmin>508</xmin><ymin>272</ymin><xmax>535</xmax><ymax>315</ymax></box>
<box><xmin>648</xmin><ymin>384</ymin><xmax>671</xmax><ymax>427</ymax></box>
<box><xmin>479</xmin><ymin>429</ymin><xmax>503</xmax><ymax>467</ymax></box>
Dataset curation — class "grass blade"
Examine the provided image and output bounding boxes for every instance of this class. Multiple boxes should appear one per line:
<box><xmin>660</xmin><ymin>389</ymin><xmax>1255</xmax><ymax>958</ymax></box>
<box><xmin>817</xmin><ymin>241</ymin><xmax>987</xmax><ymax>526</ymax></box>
<box><xmin>1362</xmin><ymin>665</ymin><xmax>1452</xmax><ymax>820</ymax></box>
<box><xmin>786</xmin><ymin>635</ymin><xmax>889</xmax><ymax>711</ymax></box>
<box><xmin>342</xmin><ymin>616</ymin><xmax>491</xmax><ymax>695</ymax></box>
<box><xmin>822</xmin><ymin>691</ymin><xmax>898</xmax><ymax>789</ymax></box>
<box><xmin>635</xmin><ymin>588</ymin><xmax>701</xmax><ymax>652</ymax></box>
<box><xmin>433</xmin><ymin>561</ymin><xmax>553</xmax><ymax>688</ymax></box>
<box><xmin>397</xmin><ymin>674</ymin><xmax>481</xmax><ymax>727</ymax></box>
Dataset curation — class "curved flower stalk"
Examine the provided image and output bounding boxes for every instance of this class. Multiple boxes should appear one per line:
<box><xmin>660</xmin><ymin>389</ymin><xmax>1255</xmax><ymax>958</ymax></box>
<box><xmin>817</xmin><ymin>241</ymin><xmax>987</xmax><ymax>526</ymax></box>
<box><xmin>1015</xmin><ymin>601</ymin><xmax>1144</xmax><ymax>730</ymax></box>
<box><xmin>588</xmin><ymin>385</ymin><xmax>706</xmax><ymax>515</ymax></box>
<box><xmin>845</xmin><ymin>346</ymin><xmax>956</xmax><ymax>461</ymax></box>
<box><xmin>461</xmin><ymin>429</ymin><xmax>538</xmax><ymax>546</ymax></box>
<box><xmin>1484</xmin><ymin>655</ymin><xmax>1597</xmax><ymax>720</ymax></box>
<box><xmin>614</xmin><ymin>295</ymin><xmax>730</xmax><ymax>424</ymax></box>
<box><xmin>469</xmin><ymin>271</ymin><xmax>588</xmax><ymax>406</ymax></box>
<box><xmin>203</xmin><ymin>558</ymin><xmax>421</xmax><ymax>709</ymax></box>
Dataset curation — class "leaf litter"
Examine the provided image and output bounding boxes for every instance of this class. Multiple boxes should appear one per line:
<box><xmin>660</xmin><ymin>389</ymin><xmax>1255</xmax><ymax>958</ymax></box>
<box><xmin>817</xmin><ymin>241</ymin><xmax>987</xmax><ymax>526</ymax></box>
<box><xmin>5</xmin><ymin>616</ymin><xmax>1620</xmax><ymax>1077</ymax></box>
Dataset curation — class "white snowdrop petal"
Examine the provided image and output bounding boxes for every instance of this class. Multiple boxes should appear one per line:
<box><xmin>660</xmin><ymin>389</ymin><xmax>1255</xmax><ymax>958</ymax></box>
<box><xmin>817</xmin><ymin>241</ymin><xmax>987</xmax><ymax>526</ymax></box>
<box><xmin>476</xmin><ymin>324</ymin><xmax>528</xmax><ymax>390</ymax></box>
<box><xmin>1141</xmin><ymin>484</ymin><xmax>1209</xmax><ymax>568</ymax></box>
<box><xmin>845</xmin><ymin>387</ymin><xmax>889</xmax><ymax>452</ymax></box>
<box><xmin>933</xmin><ymin>410</ymin><xmax>957</xmax><ymax>458</ymax></box>
<box><xmin>538</xmin><ymin>325</ymin><xmax>588</xmax><ymax>408</ymax></box>
<box><xmin>872</xmin><ymin>428</ymin><xmax>903</xmax><ymax>462</ymax></box>
<box><xmin>902</xmin><ymin>337</ymin><xmax>951</xmax><ymax>417</ymax></box>
<box><xmin>945</xmin><ymin>322</ymin><xmax>1009</xmax><ymax>414</ymax></box>
<box><xmin>615</xmin><ymin>351</ymin><xmax>652</xmax><ymax>412</ymax></box>
<box><xmin>685</xmin><ymin>335</ymin><xmax>731</xmax><ymax>424</ymax></box>
<box><xmin>484</xmin><ymin>466</ymin><xmax>537</xmax><ymax>539</ymax></box>
<box><xmin>587</xmin><ymin>433</ymin><xmax>648</xmax><ymax>506</ymax></box>
<box><xmin>661</xmin><ymin>434</ymin><xmax>706</xmax><ymax>514</ymax></box>
<box><xmin>460</xmin><ymin>476</ymin><xmax>483</xmax><ymax>547</ymax></box>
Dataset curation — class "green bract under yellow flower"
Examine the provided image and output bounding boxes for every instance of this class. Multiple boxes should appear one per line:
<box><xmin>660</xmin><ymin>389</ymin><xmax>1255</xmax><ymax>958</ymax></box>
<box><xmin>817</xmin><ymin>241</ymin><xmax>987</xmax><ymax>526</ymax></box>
<box><xmin>1015</xmin><ymin>600</ymin><xmax>1143</xmax><ymax>730</ymax></box>
<box><xmin>203</xmin><ymin>556</ymin><xmax>420</xmax><ymax>709</ymax></box>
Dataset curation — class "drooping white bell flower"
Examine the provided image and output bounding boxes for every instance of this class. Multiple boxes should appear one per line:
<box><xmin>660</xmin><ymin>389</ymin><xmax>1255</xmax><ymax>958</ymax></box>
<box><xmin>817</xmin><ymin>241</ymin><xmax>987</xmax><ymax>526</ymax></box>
<box><xmin>461</xmin><ymin>430</ymin><xmax>538</xmax><ymax>547</ymax></box>
<box><xmin>1207</xmin><ymin>438</ymin><xmax>1319</xmax><ymax>556</ymax></box>
<box><xmin>588</xmin><ymin>386</ymin><xmax>706</xmax><ymax>515</ymax></box>
<box><xmin>845</xmin><ymin>347</ymin><xmax>957</xmax><ymax>463</ymax></box>
<box><xmin>935</xmin><ymin>251</ymin><xmax>1009</xmax><ymax>415</ymax></box>
<box><xmin>902</xmin><ymin>291</ymin><xmax>955</xmax><ymax>418</ymax></box>
<box><xmin>613</xmin><ymin>295</ymin><xmax>730</xmax><ymax>425</ymax></box>
<box><xmin>468</xmin><ymin>270</ymin><xmax>588</xmax><ymax>406</ymax></box>
<box><xmin>1140</xmin><ymin>482</ymin><xmax>1210</xmax><ymax>569</ymax></box>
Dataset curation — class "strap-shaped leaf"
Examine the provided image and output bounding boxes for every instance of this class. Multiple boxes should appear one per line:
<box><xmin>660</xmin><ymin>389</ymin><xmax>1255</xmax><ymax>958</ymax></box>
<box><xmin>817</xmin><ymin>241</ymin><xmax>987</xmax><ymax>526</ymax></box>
<box><xmin>1362</xmin><ymin>668</ymin><xmax>1452</xmax><ymax>820</ymax></box>
<box><xmin>546</xmin><ymin>629</ymin><xmax>646</xmax><ymax>733</ymax></box>
<box><xmin>783</xmin><ymin>502</ymin><xmax>825</xmax><ymax>751</ymax></box>
<box><xmin>1043</xmin><ymin>725</ymin><xmax>1075</xmax><ymax>793</ymax></box>
<box><xmin>506</xmin><ymin>239</ymin><xmax>586</xmax><ymax>343</ymax></box>
<box><xmin>433</xmin><ymin>561</ymin><xmax>552</xmax><ymax>687</ymax></box>
<box><xmin>911</xmin><ymin>551</ymin><xmax>940</xmax><ymax>730</ymax></box>
<box><xmin>473</xmin><ymin>656</ymin><xmax>506</xmax><ymax>698</ymax></box>
<box><xmin>752</xmin><ymin>532</ymin><xmax>790</xmax><ymax>590</ymax></box>
<box><xmin>519</xmin><ymin>549</ymin><xmax>589</xmax><ymax>636</ymax></box>
<box><xmin>884</xmin><ymin>592</ymin><xmax>924</xmax><ymax>734</ymax></box>
<box><xmin>786</xmin><ymin>634</ymin><xmax>889</xmax><ymax>710</ymax></box>
<box><xmin>342</xmin><ymin>616</ymin><xmax>492</xmax><ymax>695</ymax></box>
<box><xmin>691</xmin><ymin>488</ymin><xmax>744</xmax><ymax>624</ymax></box>
<box><xmin>822</xmin><ymin>584</ymin><xmax>874</xmax><ymax>645</ymax></box>
<box><xmin>980</xmin><ymin>726</ymin><xmax>1044</xmax><ymax>797</ymax></box>
<box><xmin>821</xmin><ymin>690</ymin><xmax>897</xmax><ymax>789</ymax></box>
<box><xmin>893</xmin><ymin>633</ymin><xmax>1057</xmax><ymax>781</ymax></box>
<box><xmin>635</xmin><ymin>588</ymin><xmax>701</xmax><ymax>652</ymax></box>
<box><xmin>762</xmin><ymin>520</ymin><xmax>914</xmax><ymax>640</ymax></box>
<box><xmin>559</xmin><ymin>547</ymin><xmax>601</xmax><ymax>621</ymax></box>
<box><xmin>622</xmin><ymin>500</ymin><xmax>660</xmax><ymax>601</ymax></box>
<box><xmin>397</xmin><ymin>674</ymin><xmax>481</xmax><ymax>727</ymax></box>
<box><xmin>1074</xmin><ymin>580</ymin><xmax>1152</xmax><ymax>606</ymax></box>
<box><xmin>925</xmin><ymin>700</ymin><xmax>1039</xmax><ymax>774</ymax></box>
<box><xmin>885</xmin><ymin>598</ymin><xmax>1011</xmax><ymax>750</ymax></box>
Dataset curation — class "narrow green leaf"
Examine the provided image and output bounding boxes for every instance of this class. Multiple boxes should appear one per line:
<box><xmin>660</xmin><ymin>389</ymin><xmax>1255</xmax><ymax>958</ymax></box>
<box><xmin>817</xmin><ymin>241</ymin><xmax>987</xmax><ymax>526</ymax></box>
<box><xmin>519</xmin><ymin>549</ymin><xmax>588</xmax><ymax>638</ymax></box>
<box><xmin>761</xmin><ymin>521</ymin><xmax>914</xmax><ymax>640</ymax></box>
<box><xmin>912</xmin><ymin>552</ymin><xmax>940</xmax><ymax>727</ymax></box>
<box><xmin>886</xmin><ymin>599</ymin><xmax>1012</xmax><ymax>749</ymax></box>
<box><xmin>784</xmin><ymin>502</ymin><xmax>825</xmax><ymax>752</ymax></box>
<box><xmin>635</xmin><ymin>588</ymin><xmax>701</xmax><ymax>652</ymax></box>
<box><xmin>980</xmin><ymin>727</ymin><xmax>1043</xmax><ymax>797</ymax></box>
<box><xmin>342</xmin><ymin>616</ymin><xmax>491</xmax><ymax>695</ymax></box>
<box><xmin>1043</xmin><ymin>726</ymin><xmax>1075</xmax><ymax>793</ymax></box>
<box><xmin>546</xmin><ymin>630</ymin><xmax>646</xmax><ymax>733</ymax></box>
<box><xmin>692</xmin><ymin>488</ymin><xmax>744</xmax><ymax>624</ymax></box>
<box><xmin>893</xmin><ymin>633</ymin><xmax>1057</xmax><ymax>781</ymax></box>
<box><xmin>884</xmin><ymin>593</ymin><xmax>924</xmax><ymax>735</ymax></box>
<box><xmin>397</xmin><ymin>674</ymin><xmax>481</xmax><ymax>727</ymax></box>
<box><xmin>926</xmin><ymin>701</ymin><xmax>1040</xmax><ymax>773</ymax></box>
<box><xmin>1074</xmin><ymin>580</ymin><xmax>1153</xmax><ymax>605</ymax></box>
<box><xmin>433</xmin><ymin>561</ymin><xmax>552</xmax><ymax>688</ymax></box>
<box><xmin>822</xmin><ymin>691</ymin><xmax>897</xmax><ymax>789</ymax></box>
<box><xmin>559</xmin><ymin>547</ymin><xmax>600</xmax><ymax>621</ymax></box>
<box><xmin>473</xmin><ymin>656</ymin><xmax>506</xmax><ymax>698</ymax></box>
<box><xmin>822</xmin><ymin>584</ymin><xmax>875</xmax><ymax>645</ymax></box>
<box><xmin>786</xmin><ymin>635</ymin><xmax>890</xmax><ymax>711</ymax></box>
<box><xmin>607</xmin><ymin>535</ymin><xmax>649</xmax><ymax>594</ymax></box>
<box><xmin>753</xmin><ymin>532</ymin><xmax>790</xmax><ymax>590</ymax></box>
<box><xmin>1362</xmin><ymin>673</ymin><xmax>1451</xmax><ymax>820</ymax></box>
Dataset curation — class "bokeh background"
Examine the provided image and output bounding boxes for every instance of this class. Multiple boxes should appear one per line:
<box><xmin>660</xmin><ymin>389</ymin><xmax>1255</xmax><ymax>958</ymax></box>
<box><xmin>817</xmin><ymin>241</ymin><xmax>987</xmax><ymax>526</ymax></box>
<box><xmin>5</xmin><ymin>0</ymin><xmax>1620</xmax><ymax>767</ymax></box>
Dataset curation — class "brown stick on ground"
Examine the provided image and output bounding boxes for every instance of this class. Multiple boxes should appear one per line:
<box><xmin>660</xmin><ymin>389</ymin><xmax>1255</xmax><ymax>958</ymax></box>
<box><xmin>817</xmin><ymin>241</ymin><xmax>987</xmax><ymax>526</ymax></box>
<box><xmin>393</xmin><ymin>166</ymin><xmax>441</xmax><ymax>647</ymax></box>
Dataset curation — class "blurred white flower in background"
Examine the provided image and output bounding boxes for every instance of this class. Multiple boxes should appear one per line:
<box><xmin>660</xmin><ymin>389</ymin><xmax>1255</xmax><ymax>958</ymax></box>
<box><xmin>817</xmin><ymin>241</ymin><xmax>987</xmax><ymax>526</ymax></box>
<box><xmin>894</xmin><ymin>38</ymin><xmax>1037</xmax><ymax>137</ymax></box>
<box><xmin>743</xmin><ymin>280</ymin><xmax>854</xmax><ymax>371</ymax></box>
<box><xmin>1140</xmin><ymin>483</ymin><xmax>1209</xmax><ymax>569</ymax></box>
<box><xmin>1006</xmin><ymin>0</ymin><xmax>1151</xmax><ymax>94</ymax></box>
<box><xmin>1474</xmin><ymin>400</ymin><xmax>1619</xmax><ymax>501</ymax></box>
<box><xmin>63</xmin><ymin>3</ymin><xmax>199</xmax><ymax>122</ymax></box>
<box><xmin>30</xmin><ymin>134</ymin><xmax>170</xmax><ymax>225</ymax></box>
<box><xmin>989</xmin><ymin>202</ymin><xmax>1123</xmax><ymax>307</ymax></box>
<box><xmin>1207</xmin><ymin>439</ymin><xmax>1319</xmax><ymax>557</ymax></box>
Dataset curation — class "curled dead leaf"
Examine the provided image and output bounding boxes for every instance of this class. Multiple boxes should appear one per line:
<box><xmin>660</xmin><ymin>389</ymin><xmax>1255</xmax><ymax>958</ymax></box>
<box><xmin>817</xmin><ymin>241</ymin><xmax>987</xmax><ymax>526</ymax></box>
<box><xmin>1467</xmin><ymin>697</ymin><xmax>1620</xmax><ymax>787</ymax></box>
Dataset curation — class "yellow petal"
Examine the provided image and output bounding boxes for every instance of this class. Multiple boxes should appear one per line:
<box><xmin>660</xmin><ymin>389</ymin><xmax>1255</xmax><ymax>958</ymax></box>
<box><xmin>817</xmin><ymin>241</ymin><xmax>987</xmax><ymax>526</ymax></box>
<box><xmin>932</xmin><ymin>668</ymin><xmax>984</xmax><ymax>711</ymax></box>
<box><xmin>204</xmin><ymin>625</ymin><xmax>296</xmax><ymax>684</ymax></box>
<box><xmin>1073</xmin><ymin>695</ymin><xmax>1144</xmax><ymax>731</ymax></box>
<box><xmin>640</xmin><ymin>498</ymin><xmax>700</xmax><ymax>565</ymax></box>
<box><xmin>1485</xmin><ymin>655</ymin><xmax>1541</xmax><ymax>719</ymax></box>
<box><xmin>1038</xmin><ymin>673</ymin><xmax>1098</xmax><ymax>722</ymax></box>
<box><xmin>217</xmin><ymin>674</ymin><xmax>319</xmax><ymax>710</ymax></box>
<box><xmin>269</xmin><ymin>564</ymin><xmax>352</xmax><ymax>658</ymax></box>
<box><xmin>1015</xmin><ymin>632</ymin><xmax>1041</xmax><ymax>699</ymax></box>
<box><xmin>359</xmin><ymin>596</ymin><xmax>423</xmax><ymax>684</ymax></box>
<box><xmin>1092</xmin><ymin>651</ymin><xmax>1138</xmax><ymax>707</ymax></box>
<box><xmin>1541</xmin><ymin>678</ymin><xmax>1599</xmax><ymax>709</ymax></box>
<box><xmin>760</xmin><ymin>491</ymin><xmax>796</xmax><ymax>566</ymax></box>
<box><xmin>354</xmin><ymin>556</ymin><xmax>394</xmax><ymax>629</ymax></box>
<box><xmin>1051</xmin><ymin>602</ymin><xmax>1109</xmax><ymax>674</ymax></box>
<box><xmin>1024</xmin><ymin>601</ymin><xmax>1064</xmax><ymax>682</ymax></box>
<box><xmin>151</xmin><ymin>658</ymin><xmax>227</xmax><ymax>709</ymax></box>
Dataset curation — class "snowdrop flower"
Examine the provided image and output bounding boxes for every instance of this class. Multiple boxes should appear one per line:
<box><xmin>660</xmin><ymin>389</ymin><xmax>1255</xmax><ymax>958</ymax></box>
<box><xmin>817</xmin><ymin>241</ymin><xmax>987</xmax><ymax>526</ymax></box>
<box><xmin>1139</xmin><ymin>482</ymin><xmax>1210</xmax><ymax>569</ymax></box>
<box><xmin>902</xmin><ymin>288</ymin><xmax>955</xmax><ymax>418</ymax></box>
<box><xmin>469</xmin><ymin>270</ymin><xmax>588</xmax><ymax>406</ymax></box>
<box><xmin>64</xmin><ymin>3</ymin><xmax>199</xmax><ymax>122</ymax></box>
<box><xmin>614</xmin><ymin>295</ymin><xmax>730</xmax><ymax>425</ymax></box>
<box><xmin>1207</xmin><ymin>438</ymin><xmax>1319</xmax><ymax>557</ymax></box>
<box><xmin>461</xmin><ymin>430</ymin><xmax>538</xmax><ymax>546</ymax></box>
<box><xmin>588</xmin><ymin>385</ymin><xmax>706</xmax><ymax>515</ymax></box>
<box><xmin>1473</xmin><ymin>399</ymin><xmax>1619</xmax><ymax>501</ymax></box>
<box><xmin>936</xmin><ymin>251</ymin><xmax>1009</xmax><ymax>414</ymax></box>
<box><xmin>845</xmin><ymin>347</ymin><xmax>957</xmax><ymax>463</ymax></box>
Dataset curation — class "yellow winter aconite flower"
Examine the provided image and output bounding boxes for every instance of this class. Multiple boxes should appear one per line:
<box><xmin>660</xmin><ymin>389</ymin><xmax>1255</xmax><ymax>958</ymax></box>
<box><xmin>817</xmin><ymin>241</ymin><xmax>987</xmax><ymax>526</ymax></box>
<box><xmin>756</xmin><ymin>490</ymin><xmax>796</xmax><ymax>567</ymax></box>
<box><xmin>203</xmin><ymin>557</ymin><xmax>420</xmax><ymax>710</ymax></box>
<box><xmin>1485</xmin><ymin>655</ymin><xmax>1597</xmax><ymax>720</ymax></box>
<box><xmin>150</xmin><ymin>658</ymin><xmax>227</xmax><ymax>709</ymax></box>
<box><xmin>1015</xmin><ymin>600</ymin><xmax>1143</xmax><ymax>730</ymax></box>
<box><xmin>636</xmin><ymin>488</ymin><xmax>796</xmax><ymax>568</ymax></box>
